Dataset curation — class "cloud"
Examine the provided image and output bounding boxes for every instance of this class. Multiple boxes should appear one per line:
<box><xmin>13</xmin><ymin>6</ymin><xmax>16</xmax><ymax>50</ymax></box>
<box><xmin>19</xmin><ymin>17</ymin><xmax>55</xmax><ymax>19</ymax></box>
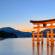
<box><xmin>15</xmin><ymin>24</ymin><xmax>32</xmax><ymax>32</ymax></box>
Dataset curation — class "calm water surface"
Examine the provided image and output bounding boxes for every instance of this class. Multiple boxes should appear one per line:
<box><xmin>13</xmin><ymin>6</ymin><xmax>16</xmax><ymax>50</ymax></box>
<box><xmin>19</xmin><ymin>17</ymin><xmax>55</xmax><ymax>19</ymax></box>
<box><xmin>0</xmin><ymin>38</ymin><xmax>55</xmax><ymax>55</ymax></box>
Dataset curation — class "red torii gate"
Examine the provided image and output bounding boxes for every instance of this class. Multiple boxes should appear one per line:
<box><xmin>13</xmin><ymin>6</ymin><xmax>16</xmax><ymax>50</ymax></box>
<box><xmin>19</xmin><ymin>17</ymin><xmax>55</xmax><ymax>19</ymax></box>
<box><xmin>30</xmin><ymin>19</ymin><xmax>55</xmax><ymax>46</ymax></box>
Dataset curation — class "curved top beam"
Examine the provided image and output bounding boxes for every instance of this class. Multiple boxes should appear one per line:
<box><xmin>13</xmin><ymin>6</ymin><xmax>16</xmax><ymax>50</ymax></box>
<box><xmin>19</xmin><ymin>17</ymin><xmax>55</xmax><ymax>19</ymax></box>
<box><xmin>30</xmin><ymin>19</ymin><xmax>55</xmax><ymax>24</ymax></box>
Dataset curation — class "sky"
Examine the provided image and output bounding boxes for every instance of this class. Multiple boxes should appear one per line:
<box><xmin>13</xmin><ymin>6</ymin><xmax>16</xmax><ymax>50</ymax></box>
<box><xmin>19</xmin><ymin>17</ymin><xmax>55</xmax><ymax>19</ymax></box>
<box><xmin>0</xmin><ymin>0</ymin><xmax>55</xmax><ymax>32</ymax></box>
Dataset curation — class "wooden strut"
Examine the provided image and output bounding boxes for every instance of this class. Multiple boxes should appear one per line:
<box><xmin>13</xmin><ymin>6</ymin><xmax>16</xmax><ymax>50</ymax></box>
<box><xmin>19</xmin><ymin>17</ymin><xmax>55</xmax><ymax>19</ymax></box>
<box><xmin>47</xmin><ymin>31</ymin><xmax>49</xmax><ymax>46</ymax></box>
<box><xmin>32</xmin><ymin>31</ymin><xmax>35</xmax><ymax>47</ymax></box>
<box><xmin>32</xmin><ymin>24</ymin><xmax>44</xmax><ymax>47</ymax></box>
<box><xmin>37</xmin><ymin>24</ymin><xmax>40</xmax><ymax>44</ymax></box>
<box><xmin>50</xmin><ymin>23</ymin><xmax>54</xmax><ymax>46</ymax></box>
<box><xmin>30</xmin><ymin>19</ymin><xmax>55</xmax><ymax>55</ymax></box>
<box><xmin>31</xmin><ymin>19</ymin><xmax>55</xmax><ymax>47</ymax></box>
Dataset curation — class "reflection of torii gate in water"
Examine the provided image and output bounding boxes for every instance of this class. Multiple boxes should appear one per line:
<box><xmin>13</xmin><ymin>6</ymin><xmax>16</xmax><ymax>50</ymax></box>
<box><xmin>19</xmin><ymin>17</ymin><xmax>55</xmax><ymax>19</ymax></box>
<box><xmin>30</xmin><ymin>19</ymin><xmax>55</xmax><ymax>46</ymax></box>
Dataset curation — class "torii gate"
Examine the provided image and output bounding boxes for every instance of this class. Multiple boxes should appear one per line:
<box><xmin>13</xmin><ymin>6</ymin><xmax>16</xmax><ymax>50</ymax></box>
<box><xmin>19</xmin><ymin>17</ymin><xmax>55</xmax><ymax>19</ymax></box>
<box><xmin>30</xmin><ymin>19</ymin><xmax>55</xmax><ymax>46</ymax></box>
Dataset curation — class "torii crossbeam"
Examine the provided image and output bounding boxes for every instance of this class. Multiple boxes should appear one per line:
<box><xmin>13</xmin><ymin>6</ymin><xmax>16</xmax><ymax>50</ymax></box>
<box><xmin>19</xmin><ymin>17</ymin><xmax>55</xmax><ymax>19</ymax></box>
<box><xmin>30</xmin><ymin>19</ymin><xmax>55</xmax><ymax>46</ymax></box>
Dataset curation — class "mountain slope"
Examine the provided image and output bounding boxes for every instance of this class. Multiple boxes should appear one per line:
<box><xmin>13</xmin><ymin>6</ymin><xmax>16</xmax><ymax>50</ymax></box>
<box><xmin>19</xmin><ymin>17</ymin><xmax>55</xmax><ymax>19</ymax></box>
<box><xmin>0</xmin><ymin>27</ymin><xmax>32</xmax><ymax>38</ymax></box>
<box><xmin>40</xmin><ymin>28</ymin><xmax>55</xmax><ymax>37</ymax></box>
